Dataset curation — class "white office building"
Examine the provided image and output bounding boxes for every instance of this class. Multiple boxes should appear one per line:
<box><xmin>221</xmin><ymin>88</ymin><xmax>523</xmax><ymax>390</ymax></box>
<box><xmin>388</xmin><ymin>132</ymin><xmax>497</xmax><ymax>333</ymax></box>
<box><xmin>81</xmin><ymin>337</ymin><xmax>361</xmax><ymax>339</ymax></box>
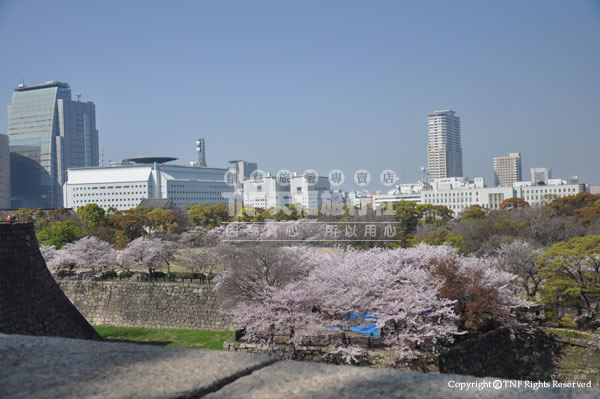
<box><xmin>519</xmin><ymin>179</ymin><xmax>584</xmax><ymax>206</ymax></box>
<box><xmin>290</xmin><ymin>174</ymin><xmax>331</xmax><ymax>209</ymax></box>
<box><xmin>243</xmin><ymin>175</ymin><xmax>291</xmax><ymax>209</ymax></box>
<box><xmin>63</xmin><ymin>160</ymin><xmax>232</xmax><ymax>211</ymax></box>
<box><xmin>427</xmin><ymin>110</ymin><xmax>463</xmax><ymax>179</ymax></box>
<box><xmin>421</xmin><ymin>176</ymin><xmax>584</xmax><ymax>214</ymax></box>
<box><xmin>494</xmin><ymin>152</ymin><xmax>522</xmax><ymax>187</ymax></box>
<box><xmin>422</xmin><ymin>183</ymin><xmax>514</xmax><ymax>213</ymax></box>
<box><xmin>372</xmin><ymin>183</ymin><xmax>425</xmax><ymax>208</ymax></box>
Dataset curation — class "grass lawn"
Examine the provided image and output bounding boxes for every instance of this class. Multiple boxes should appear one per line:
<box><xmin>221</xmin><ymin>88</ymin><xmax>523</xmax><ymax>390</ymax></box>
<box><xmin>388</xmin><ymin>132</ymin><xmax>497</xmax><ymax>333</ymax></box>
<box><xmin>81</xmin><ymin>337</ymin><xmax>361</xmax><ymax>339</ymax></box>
<box><xmin>95</xmin><ymin>326</ymin><xmax>234</xmax><ymax>350</ymax></box>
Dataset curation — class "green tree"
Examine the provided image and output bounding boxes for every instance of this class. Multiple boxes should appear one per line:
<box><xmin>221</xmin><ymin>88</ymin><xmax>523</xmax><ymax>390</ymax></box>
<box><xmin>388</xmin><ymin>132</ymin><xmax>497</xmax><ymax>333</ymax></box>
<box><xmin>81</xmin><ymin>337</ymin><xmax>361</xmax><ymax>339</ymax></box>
<box><xmin>393</xmin><ymin>201</ymin><xmax>423</xmax><ymax>235</ymax></box>
<box><xmin>460</xmin><ymin>205</ymin><xmax>487</xmax><ymax>221</ymax></box>
<box><xmin>146</xmin><ymin>207</ymin><xmax>179</xmax><ymax>234</ymax></box>
<box><xmin>187</xmin><ymin>203</ymin><xmax>230</xmax><ymax>228</ymax></box>
<box><xmin>574</xmin><ymin>199</ymin><xmax>600</xmax><ymax>225</ymax></box>
<box><xmin>539</xmin><ymin>235</ymin><xmax>600</xmax><ymax>322</ymax></box>
<box><xmin>418</xmin><ymin>204</ymin><xmax>453</xmax><ymax>226</ymax></box>
<box><xmin>37</xmin><ymin>219</ymin><xmax>83</xmax><ymax>249</ymax></box>
<box><xmin>411</xmin><ymin>227</ymin><xmax>465</xmax><ymax>252</ymax></box>
<box><xmin>548</xmin><ymin>192</ymin><xmax>600</xmax><ymax>217</ymax></box>
<box><xmin>108</xmin><ymin>211</ymin><xmax>147</xmax><ymax>241</ymax></box>
<box><xmin>77</xmin><ymin>203</ymin><xmax>107</xmax><ymax>227</ymax></box>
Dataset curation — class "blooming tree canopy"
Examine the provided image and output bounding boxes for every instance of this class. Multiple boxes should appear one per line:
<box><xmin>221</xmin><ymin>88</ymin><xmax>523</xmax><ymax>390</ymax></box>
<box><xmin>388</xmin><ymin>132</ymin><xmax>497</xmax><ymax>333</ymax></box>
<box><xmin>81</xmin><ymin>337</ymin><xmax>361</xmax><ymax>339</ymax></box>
<box><xmin>216</xmin><ymin>243</ymin><xmax>530</xmax><ymax>360</ymax></box>
<box><xmin>494</xmin><ymin>240</ymin><xmax>544</xmax><ymax>298</ymax></box>
<box><xmin>117</xmin><ymin>236</ymin><xmax>162</xmax><ymax>274</ymax></box>
<box><xmin>60</xmin><ymin>236</ymin><xmax>115</xmax><ymax>273</ymax></box>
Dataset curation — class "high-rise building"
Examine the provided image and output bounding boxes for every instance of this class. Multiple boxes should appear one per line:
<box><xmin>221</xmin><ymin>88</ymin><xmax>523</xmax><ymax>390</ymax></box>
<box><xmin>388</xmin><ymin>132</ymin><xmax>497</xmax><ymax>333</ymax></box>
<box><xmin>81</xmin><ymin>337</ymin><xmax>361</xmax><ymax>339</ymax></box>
<box><xmin>0</xmin><ymin>134</ymin><xmax>10</xmax><ymax>209</ymax></box>
<box><xmin>494</xmin><ymin>152</ymin><xmax>522</xmax><ymax>187</ymax></box>
<box><xmin>228</xmin><ymin>160</ymin><xmax>258</xmax><ymax>185</ymax></box>
<box><xmin>427</xmin><ymin>110</ymin><xmax>463</xmax><ymax>179</ymax></box>
<box><xmin>530</xmin><ymin>167</ymin><xmax>552</xmax><ymax>185</ymax></box>
<box><xmin>7</xmin><ymin>81</ymin><xmax>98</xmax><ymax>208</ymax></box>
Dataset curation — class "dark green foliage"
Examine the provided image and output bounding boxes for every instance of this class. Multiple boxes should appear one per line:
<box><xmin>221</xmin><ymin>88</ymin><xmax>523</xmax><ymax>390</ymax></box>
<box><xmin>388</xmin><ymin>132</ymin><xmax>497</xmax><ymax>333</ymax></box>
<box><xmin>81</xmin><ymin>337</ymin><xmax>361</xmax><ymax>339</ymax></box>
<box><xmin>37</xmin><ymin>219</ymin><xmax>83</xmax><ymax>249</ymax></box>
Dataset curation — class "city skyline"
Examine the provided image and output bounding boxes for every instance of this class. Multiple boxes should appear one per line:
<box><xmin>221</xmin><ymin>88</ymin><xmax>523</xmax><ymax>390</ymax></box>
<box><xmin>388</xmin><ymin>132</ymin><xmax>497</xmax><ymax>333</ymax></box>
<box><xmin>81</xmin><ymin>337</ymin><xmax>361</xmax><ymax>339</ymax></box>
<box><xmin>1</xmin><ymin>1</ymin><xmax>599</xmax><ymax>190</ymax></box>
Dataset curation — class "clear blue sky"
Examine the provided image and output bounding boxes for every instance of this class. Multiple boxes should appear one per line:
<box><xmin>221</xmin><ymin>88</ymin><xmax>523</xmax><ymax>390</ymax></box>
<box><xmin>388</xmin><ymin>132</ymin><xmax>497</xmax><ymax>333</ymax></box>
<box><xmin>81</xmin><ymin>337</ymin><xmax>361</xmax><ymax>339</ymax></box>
<box><xmin>1</xmin><ymin>0</ymin><xmax>599</xmax><ymax>190</ymax></box>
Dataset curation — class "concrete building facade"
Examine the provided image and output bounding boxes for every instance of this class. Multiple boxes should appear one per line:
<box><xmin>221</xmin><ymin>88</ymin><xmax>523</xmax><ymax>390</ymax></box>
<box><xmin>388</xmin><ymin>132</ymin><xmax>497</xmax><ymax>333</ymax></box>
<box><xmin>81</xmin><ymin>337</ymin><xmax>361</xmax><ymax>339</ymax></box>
<box><xmin>494</xmin><ymin>152</ymin><xmax>522</xmax><ymax>187</ymax></box>
<box><xmin>64</xmin><ymin>163</ymin><xmax>232</xmax><ymax>211</ymax></box>
<box><xmin>427</xmin><ymin>110</ymin><xmax>463</xmax><ymax>179</ymax></box>
<box><xmin>8</xmin><ymin>81</ymin><xmax>99</xmax><ymax>208</ymax></box>
<box><xmin>229</xmin><ymin>160</ymin><xmax>257</xmax><ymax>185</ymax></box>
<box><xmin>290</xmin><ymin>175</ymin><xmax>331</xmax><ymax>209</ymax></box>
<box><xmin>372</xmin><ymin>183</ymin><xmax>425</xmax><ymax>208</ymax></box>
<box><xmin>242</xmin><ymin>175</ymin><xmax>291</xmax><ymax>209</ymax></box>
<box><xmin>421</xmin><ymin>177</ymin><xmax>584</xmax><ymax>214</ymax></box>
<box><xmin>530</xmin><ymin>167</ymin><xmax>552</xmax><ymax>185</ymax></box>
<box><xmin>0</xmin><ymin>134</ymin><xmax>10</xmax><ymax>209</ymax></box>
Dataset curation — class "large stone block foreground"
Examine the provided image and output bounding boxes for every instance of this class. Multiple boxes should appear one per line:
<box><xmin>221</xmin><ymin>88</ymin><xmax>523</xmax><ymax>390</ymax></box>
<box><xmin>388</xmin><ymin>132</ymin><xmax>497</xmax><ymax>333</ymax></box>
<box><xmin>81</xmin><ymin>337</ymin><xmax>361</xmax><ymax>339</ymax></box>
<box><xmin>1</xmin><ymin>334</ymin><xmax>597</xmax><ymax>399</ymax></box>
<box><xmin>0</xmin><ymin>222</ymin><xmax>99</xmax><ymax>340</ymax></box>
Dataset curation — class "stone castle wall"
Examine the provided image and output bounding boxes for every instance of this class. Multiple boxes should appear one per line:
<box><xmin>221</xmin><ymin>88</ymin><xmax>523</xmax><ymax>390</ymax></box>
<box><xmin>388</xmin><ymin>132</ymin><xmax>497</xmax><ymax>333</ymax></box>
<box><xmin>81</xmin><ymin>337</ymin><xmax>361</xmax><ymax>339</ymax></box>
<box><xmin>438</xmin><ymin>326</ymin><xmax>559</xmax><ymax>380</ymax></box>
<box><xmin>57</xmin><ymin>280</ymin><xmax>238</xmax><ymax>331</ymax></box>
<box><xmin>0</xmin><ymin>222</ymin><xmax>100</xmax><ymax>340</ymax></box>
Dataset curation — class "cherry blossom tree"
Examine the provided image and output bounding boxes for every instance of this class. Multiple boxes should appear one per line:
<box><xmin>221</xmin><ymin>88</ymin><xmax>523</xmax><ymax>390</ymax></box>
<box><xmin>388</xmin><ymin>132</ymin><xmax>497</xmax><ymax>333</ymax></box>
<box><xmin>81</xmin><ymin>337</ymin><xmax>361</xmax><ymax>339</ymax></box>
<box><xmin>216</xmin><ymin>243</ymin><xmax>530</xmax><ymax>360</ymax></box>
<box><xmin>213</xmin><ymin>245</ymin><xmax>312</xmax><ymax>308</ymax></box>
<box><xmin>494</xmin><ymin>240</ymin><xmax>544</xmax><ymax>298</ymax></box>
<box><xmin>61</xmin><ymin>236</ymin><xmax>116</xmax><ymax>273</ymax></box>
<box><xmin>177</xmin><ymin>246</ymin><xmax>220</xmax><ymax>277</ymax></box>
<box><xmin>116</xmin><ymin>237</ymin><xmax>161</xmax><ymax>275</ymax></box>
<box><xmin>40</xmin><ymin>245</ymin><xmax>74</xmax><ymax>273</ymax></box>
<box><xmin>153</xmin><ymin>239</ymin><xmax>180</xmax><ymax>278</ymax></box>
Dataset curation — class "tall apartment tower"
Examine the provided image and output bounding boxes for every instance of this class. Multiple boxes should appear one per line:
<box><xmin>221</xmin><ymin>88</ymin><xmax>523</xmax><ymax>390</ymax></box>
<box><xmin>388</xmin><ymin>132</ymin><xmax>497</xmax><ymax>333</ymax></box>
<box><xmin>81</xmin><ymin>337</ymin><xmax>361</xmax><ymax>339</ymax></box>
<box><xmin>493</xmin><ymin>152</ymin><xmax>522</xmax><ymax>187</ymax></box>
<box><xmin>427</xmin><ymin>109</ymin><xmax>463</xmax><ymax>180</ymax></box>
<box><xmin>8</xmin><ymin>81</ymin><xmax>99</xmax><ymax>208</ymax></box>
<box><xmin>0</xmin><ymin>134</ymin><xmax>10</xmax><ymax>209</ymax></box>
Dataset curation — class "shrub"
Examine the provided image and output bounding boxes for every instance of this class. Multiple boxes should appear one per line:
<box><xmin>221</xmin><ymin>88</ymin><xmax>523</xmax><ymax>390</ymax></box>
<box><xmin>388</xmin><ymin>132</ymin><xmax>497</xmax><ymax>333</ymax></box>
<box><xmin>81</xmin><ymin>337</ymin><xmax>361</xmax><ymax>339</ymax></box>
<box><xmin>57</xmin><ymin>269</ymin><xmax>75</xmax><ymax>277</ymax></box>
<box><xmin>558</xmin><ymin>317</ymin><xmax>577</xmax><ymax>328</ymax></box>
<box><xmin>102</xmin><ymin>270</ymin><xmax>117</xmax><ymax>278</ymax></box>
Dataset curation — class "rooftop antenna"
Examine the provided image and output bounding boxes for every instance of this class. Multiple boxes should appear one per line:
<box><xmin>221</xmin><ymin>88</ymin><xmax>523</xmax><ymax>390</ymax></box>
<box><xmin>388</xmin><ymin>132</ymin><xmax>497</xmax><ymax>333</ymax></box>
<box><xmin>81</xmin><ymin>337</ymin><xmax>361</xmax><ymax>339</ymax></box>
<box><xmin>77</xmin><ymin>92</ymin><xmax>82</xmax><ymax>101</ymax></box>
<box><xmin>100</xmin><ymin>147</ymin><xmax>104</xmax><ymax>166</ymax></box>
<box><xmin>195</xmin><ymin>138</ymin><xmax>207</xmax><ymax>167</ymax></box>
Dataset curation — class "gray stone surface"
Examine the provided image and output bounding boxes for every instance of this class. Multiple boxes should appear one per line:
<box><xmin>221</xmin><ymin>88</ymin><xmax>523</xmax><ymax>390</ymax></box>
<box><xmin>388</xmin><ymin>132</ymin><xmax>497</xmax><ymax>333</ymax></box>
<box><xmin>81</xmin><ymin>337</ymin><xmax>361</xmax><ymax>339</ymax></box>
<box><xmin>1</xmin><ymin>334</ymin><xmax>597</xmax><ymax>399</ymax></box>
<box><xmin>0</xmin><ymin>222</ymin><xmax>99</xmax><ymax>340</ymax></box>
<box><xmin>0</xmin><ymin>334</ymin><xmax>276</xmax><ymax>399</ymax></box>
<box><xmin>58</xmin><ymin>280</ymin><xmax>238</xmax><ymax>331</ymax></box>
<box><xmin>206</xmin><ymin>360</ymin><xmax>598</xmax><ymax>399</ymax></box>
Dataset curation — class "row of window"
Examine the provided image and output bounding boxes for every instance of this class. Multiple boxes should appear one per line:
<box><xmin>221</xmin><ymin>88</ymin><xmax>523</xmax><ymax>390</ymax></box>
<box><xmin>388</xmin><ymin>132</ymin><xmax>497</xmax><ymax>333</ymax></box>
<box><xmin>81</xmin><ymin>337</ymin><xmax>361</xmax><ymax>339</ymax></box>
<box><xmin>74</xmin><ymin>191</ymin><xmax>145</xmax><ymax>197</ymax></box>
<box><xmin>424</xmin><ymin>192</ymin><xmax>479</xmax><ymax>197</ymax></box>
<box><xmin>74</xmin><ymin>184</ymin><xmax>147</xmax><ymax>190</ymax></box>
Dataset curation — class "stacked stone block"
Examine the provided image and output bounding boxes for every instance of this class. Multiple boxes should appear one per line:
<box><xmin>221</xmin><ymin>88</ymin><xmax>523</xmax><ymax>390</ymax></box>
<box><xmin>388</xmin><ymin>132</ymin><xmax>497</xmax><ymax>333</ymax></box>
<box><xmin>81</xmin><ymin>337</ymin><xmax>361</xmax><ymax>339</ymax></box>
<box><xmin>58</xmin><ymin>280</ymin><xmax>238</xmax><ymax>331</ymax></box>
<box><xmin>0</xmin><ymin>222</ymin><xmax>100</xmax><ymax>340</ymax></box>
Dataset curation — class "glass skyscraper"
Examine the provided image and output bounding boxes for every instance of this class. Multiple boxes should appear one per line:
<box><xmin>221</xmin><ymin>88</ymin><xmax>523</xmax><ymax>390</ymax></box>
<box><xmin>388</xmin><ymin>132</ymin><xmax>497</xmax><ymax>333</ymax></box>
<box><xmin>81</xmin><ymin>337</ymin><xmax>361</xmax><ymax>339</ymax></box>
<box><xmin>8</xmin><ymin>81</ymin><xmax>99</xmax><ymax>208</ymax></box>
